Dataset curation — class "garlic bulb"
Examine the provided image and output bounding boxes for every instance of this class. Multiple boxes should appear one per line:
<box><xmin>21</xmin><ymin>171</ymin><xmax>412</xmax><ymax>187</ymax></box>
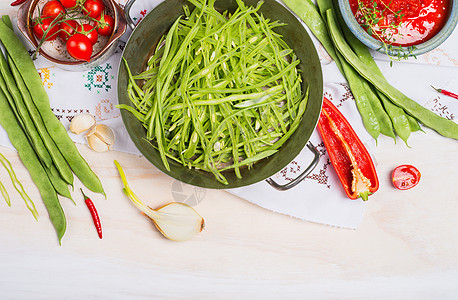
<box><xmin>70</xmin><ymin>114</ymin><xmax>96</xmax><ymax>134</ymax></box>
<box><xmin>86</xmin><ymin>124</ymin><xmax>115</xmax><ymax>152</ymax></box>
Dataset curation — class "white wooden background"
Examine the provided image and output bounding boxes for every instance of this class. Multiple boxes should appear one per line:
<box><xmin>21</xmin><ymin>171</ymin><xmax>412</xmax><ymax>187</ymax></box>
<box><xmin>1</xmin><ymin>1</ymin><xmax>458</xmax><ymax>298</ymax></box>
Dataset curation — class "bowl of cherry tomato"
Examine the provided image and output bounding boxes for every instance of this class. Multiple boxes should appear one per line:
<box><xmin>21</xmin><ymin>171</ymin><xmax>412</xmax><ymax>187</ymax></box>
<box><xmin>17</xmin><ymin>0</ymin><xmax>127</xmax><ymax>71</ymax></box>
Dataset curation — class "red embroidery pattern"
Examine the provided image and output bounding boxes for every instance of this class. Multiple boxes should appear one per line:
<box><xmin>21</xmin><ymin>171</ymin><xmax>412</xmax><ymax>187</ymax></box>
<box><xmin>429</xmin><ymin>97</ymin><xmax>455</xmax><ymax>120</ymax></box>
<box><xmin>277</xmin><ymin>142</ymin><xmax>332</xmax><ymax>189</ymax></box>
<box><xmin>135</xmin><ymin>9</ymin><xmax>148</xmax><ymax>25</ymax></box>
<box><xmin>279</xmin><ymin>161</ymin><xmax>301</xmax><ymax>181</ymax></box>
<box><xmin>323</xmin><ymin>83</ymin><xmax>353</xmax><ymax>108</ymax></box>
<box><xmin>95</xmin><ymin>99</ymin><xmax>120</xmax><ymax>120</ymax></box>
<box><xmin>307</xmin><ymin>158</ymin><xmax>332</xmax><ymax>189</ymax></box>
<box><xmin>52</xmin><ymin>108</ymin><xmax>90</xmax><ymax>121</ymax></box>
<box><xmin>306</xmin><ymin>142</ymin><xmax>331</xmax><ymax>189</ymax></box>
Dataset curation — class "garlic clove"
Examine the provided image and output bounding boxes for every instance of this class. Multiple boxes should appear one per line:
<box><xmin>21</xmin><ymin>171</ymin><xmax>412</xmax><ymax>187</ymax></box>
<box><xmin>86</xmin><ymin>124</ymin><xmax>115</xmax><ymax>152</ymax></box>
<box><xmin>70</xmin><ymin>114</ymin><xmax>96</xmax><ymax>135</ymax></box>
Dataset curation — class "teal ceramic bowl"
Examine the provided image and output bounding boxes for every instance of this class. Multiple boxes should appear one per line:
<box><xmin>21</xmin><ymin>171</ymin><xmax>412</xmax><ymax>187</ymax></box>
<box><xmin>338</xmin><ymin>0</ymin><xmax>458</xmax><ymax>57</ymax></box>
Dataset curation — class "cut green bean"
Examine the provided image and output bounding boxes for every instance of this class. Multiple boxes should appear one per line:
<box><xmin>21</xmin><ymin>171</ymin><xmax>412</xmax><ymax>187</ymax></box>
<box><xmin>0</xmin><ymin>179</ymin><xmax>9</xmax><ymax>206</ymax></box>
<box><xmin>120</xmin><ymin>0</ymin><xmax>306</xmax><ymax>184</ymax></box>
<box><xmin>0</xmin><ymin>152</ymin><xmax>38</xmax><ymax>219</ymax></box>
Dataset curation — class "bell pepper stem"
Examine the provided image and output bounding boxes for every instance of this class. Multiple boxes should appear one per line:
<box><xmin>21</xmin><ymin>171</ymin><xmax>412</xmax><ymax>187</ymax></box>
<box><xmin>359</xmin><ymin>191</ymin><xmax>370</xmax><ymax>201</ymax></box>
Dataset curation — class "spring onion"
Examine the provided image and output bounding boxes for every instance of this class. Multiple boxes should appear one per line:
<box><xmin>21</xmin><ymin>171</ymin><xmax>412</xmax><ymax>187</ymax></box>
<box><xmin>115</xmin><ymin>160</ymin><xmax>204</xmax><ymax>241</ymax></box>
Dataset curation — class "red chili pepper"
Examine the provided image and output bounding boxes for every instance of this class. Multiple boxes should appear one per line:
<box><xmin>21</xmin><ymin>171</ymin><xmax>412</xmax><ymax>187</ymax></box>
<box><xmin>81</xmin><ymin>189</ymin><xmax>102</xmax><ymax>239</ymax></box>
<box><xmin>11</xmin><ymin>0</ymin><xmax>27</xmax><ymax>6</ymax></box>
<box><xmin>317</xmin><ymin>97</ymin><xmax>379</xmax><ymax>201</ymax></box>
<box><xmin>431</xmin><ymin>85</ymin><xmax>458</xmax><ymax>100</ymax></box>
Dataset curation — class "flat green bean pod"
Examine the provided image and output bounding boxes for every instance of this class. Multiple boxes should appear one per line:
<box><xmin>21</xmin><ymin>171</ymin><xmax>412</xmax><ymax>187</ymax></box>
<box><xmin>0</xmin><ymin>20</ymin><xmax>104</xmax><ymax>195</ymax></box>
<box><xmin>0</xmin><ymin>87</ymin><xmax>65</xmax><ymax>243</ymax></box>
<box><xmin>326</xmin><ymin>9</ymin><xmax>458</xmax><ymax>140</ymax></box>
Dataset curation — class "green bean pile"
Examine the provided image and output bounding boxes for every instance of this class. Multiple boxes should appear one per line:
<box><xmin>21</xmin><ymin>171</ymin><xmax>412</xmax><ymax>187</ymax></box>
<box><xmin>283</xmin><ymin>0</ymin><xmax>458</xmax><ymax>143</ymax></box>
<box><xmin>120</xmin><ymin>0</ymin><xmax>308</xmax><ymax>184</ymax></box>
<box><xmin>0</xmin><ymin>15</ymin><xmax>104</xmax><ymax>243</ymax></box>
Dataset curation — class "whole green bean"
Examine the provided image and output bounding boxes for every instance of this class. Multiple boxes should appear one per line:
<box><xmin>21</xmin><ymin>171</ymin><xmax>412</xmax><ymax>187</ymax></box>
<box><xmin>337</xmin><ymin>44</ymin><xmax>380</xmax><ymax>140</ymax></box>
<box><xmin>8</xmin><ymin>56</ymin><xmax>74</xmax><ymax>184</ymax></box>
<box><xmin>0</xmin><ymin>86</ymin><xmax>66</xmax><ymax>243</ymax></box>
<box><xmin>406</xmin><ymin>114</ymin><xmax>423</xmax><ymax>132</ymax></box>
<box><xmin>0</xmin><ymin>65</ymin><xmax>22</xmax><ymax>125</ymax></box>
<box><xmin>0</xmin><ymin>20</ymin><xmax>104</xmax><ymax>195</ymax></box>
<box><xmin>47</xmin><ymin>163</ymin><xmax>73</xmax><ymax>203</ymax></box>
<box><xmin>1</xmin><ymin>16</ymin><xmax>12</xmax><ymax>30</ymax></box>
<box><xmin>326</xmin><ymin>9</ymin><xmax>458</xmax><ymax>139</ymax></box>
<box><xmin>283</xmin><ymin>0</ymin><xmax>344</xmax><ymax>74</ymax></box>
<box><xmin>377</xmin><ymin>90</ymin><xmax>411</xmax><ymax>144</ymax></box>
<box><xmin>362</xmin><ymin>80</ymin><xmax>396</xmax><ymax>140</ymax></box>
<box><xmin>0</xmin><ymin>53</ymin><xmax>53</xmax><ymax>168</ymax></box>
<box><xmin>328</xmin><ymin>0</ymin><xmax>396</xmax><ymax>139</ymax></box>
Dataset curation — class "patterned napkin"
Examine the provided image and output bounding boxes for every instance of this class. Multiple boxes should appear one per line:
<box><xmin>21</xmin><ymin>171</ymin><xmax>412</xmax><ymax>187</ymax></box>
<box><xmin>0</xmin><ymin>0</ymin><xmax>456</xmax><ymax>229</ymax></box>
<box><xmin>228</xmin><ymin>82</ymin><xmax>375</xmax><ymax>229</ymax></box>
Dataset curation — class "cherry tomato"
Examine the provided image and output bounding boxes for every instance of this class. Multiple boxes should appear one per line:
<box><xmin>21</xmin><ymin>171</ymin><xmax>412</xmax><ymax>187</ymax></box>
<box><xmin>32</xmin><ymin>18</ymin><xmax>59</xmax><ymax>41</ymax></box>
<box><xmin>41</xmin><ymin>0</ymin><xmax>66</xmax><ymax>20</ymax></box>
<box><xmin>96</xmin><ymin>12</ymin><xmax>114</xmax><ymax>36</ymax></box>
<box><xmin>77</xmin><ymin>23</ymin><xmax>99</xmax><ymax>45</ymax></box>
<box><xmin>59</xmin><ymin>19</ymin><xmax>79</xmax><ymax>42</ymax></box>
<box><xmin>83</xmin><ymin>0</ymin><xmax>105</xmax><ymax>19</ymax></box>
<box><xmin>60</xmin><ymin>0</ymin><xmax>78</xmax><ymax>9</ymax></box>
<box><xmin>66</xmin><ymin>33</ymin><xmax>93</xmax><ymax>62</ymax></box>
<box><xmin>392</xmin><ymin>165</ymin><xmax>421</xmax><ymax>190</ymax></box>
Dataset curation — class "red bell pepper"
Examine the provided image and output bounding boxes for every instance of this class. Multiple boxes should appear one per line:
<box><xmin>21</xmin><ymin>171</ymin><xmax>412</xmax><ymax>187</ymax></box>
<box><xmin>317</xmin><ymin>97</ymin><xmax>379</xmax><ymax>201</ymax></box>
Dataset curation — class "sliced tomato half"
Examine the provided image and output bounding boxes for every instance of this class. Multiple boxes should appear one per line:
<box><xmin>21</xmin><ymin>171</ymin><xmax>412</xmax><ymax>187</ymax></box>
<box><xmin>392</xmin><ymin>164</ymin><xmax>421</xmax><ymax>190</ymax></box>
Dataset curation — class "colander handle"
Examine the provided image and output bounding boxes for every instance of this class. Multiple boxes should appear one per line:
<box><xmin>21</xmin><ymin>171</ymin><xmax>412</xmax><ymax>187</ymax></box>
<box><xmin>265</xmin><ymin>142</ymin><xmax>320</xmax><ymax>191</ymax></box>
<box><xmin>124</xmin><ymin>0</ymin><xmax>138</xmax><ymax>30</ymax></box>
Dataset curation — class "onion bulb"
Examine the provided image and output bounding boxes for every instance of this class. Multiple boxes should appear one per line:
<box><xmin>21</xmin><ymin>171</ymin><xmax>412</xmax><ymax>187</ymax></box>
<box><xmin>114</xmin><ymin>160</ymin><xmax>205</xmax><ymax>241</ymax></box>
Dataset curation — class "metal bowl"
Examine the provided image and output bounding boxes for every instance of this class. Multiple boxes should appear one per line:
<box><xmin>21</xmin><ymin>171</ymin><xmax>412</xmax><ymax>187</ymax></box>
<box><xmin>338</xmin><ymin>0</ymin><xmax>458</xmax><ymax>57</ymax></box>
<box><xmin>17</xmin><ymin>0</ymin><xmax>127</xmax><ymax>71</ymax></box>
<box><xmin>118</xmin><ymin>0</ymin><xmax>323</xmax><ymax>189</ymax></box>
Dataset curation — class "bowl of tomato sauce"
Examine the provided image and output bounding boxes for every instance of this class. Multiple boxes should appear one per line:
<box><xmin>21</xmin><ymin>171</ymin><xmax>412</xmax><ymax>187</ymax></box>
<box><xmin>338</xmin><ymin>0</ymin><xmax>457</xmax><ymax>57</ymax></box>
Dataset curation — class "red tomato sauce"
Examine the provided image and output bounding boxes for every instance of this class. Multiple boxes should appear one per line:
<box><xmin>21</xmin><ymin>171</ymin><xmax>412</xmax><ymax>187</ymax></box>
<box><xmin>349</xmin><ymin>0</ymin><xmax>451</xmax><ymax>46</ymax></box>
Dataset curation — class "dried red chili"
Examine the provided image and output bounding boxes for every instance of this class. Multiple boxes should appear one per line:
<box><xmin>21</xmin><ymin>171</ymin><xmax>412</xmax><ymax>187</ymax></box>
<box><xmin>317</xmin><ymin>97</ymin><xmax>379</xmax><ymax>201</ymax></box>
<box><xmin>431</xmin><ymin>86</ymin><xmax>458</xmax><ymax>100</ymax></box>
<box><xmin>81</xmin><ymin>189</ymin><xmax>102</xmax><ymax>239</ymax></box>
<box><xmin>11</xmin><ymin>0</ymin><xmax>27</xmax><ymax>6</ymax></box>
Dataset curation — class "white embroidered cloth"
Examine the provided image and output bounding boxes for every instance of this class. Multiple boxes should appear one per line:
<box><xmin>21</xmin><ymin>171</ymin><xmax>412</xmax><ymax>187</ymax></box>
<box><xmin>0</xmin><ymin>0</ymin><xmax>456</xmax><ymax>229</ymax></box>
